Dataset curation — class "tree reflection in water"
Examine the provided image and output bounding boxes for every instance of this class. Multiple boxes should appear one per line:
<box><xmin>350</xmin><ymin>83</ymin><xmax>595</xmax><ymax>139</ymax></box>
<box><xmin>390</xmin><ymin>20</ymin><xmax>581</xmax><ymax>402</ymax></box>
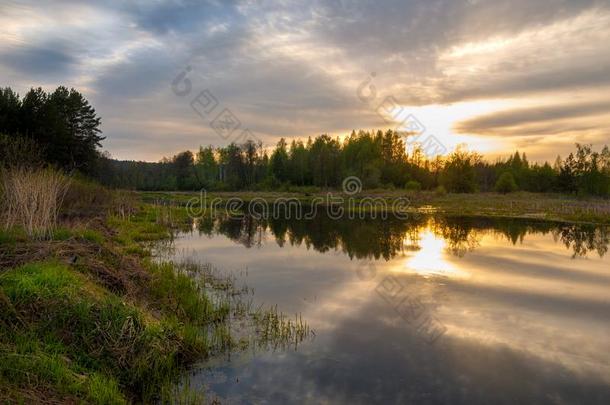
<box><xmin>191</xmin><ymin>213</ymin><xmax>609</xmax><ymax>261</ymax></box>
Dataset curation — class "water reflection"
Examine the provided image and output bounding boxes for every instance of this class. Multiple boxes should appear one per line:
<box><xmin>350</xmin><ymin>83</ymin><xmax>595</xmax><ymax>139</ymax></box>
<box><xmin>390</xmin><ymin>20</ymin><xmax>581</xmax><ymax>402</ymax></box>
<box><xmin>399</xmin><ymin>231</ymin><xmax>468</xmax><ymax>278</ymax></box>
<box><xmin>169</xmin><ymin>215</ymin><xmax>610</xmax><ymax>404</ymax></box>
<box><xmin>192</xmin><ymin>214</ymin><xmax>610</xmax><ymax>260</ymax></box>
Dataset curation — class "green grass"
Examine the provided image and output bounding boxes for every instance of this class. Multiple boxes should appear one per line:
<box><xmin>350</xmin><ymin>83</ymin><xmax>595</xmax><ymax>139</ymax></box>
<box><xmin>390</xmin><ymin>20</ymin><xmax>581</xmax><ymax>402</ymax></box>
<box><xmin>0</xmin><ymin>262</ymin><xmax>127</xmax><ymax>403</ymax></box>
<box><xmin>79</xmin><ymin>229</ymin><xmax>104</xmax><ymax>244</ymax></box>
<box><xmin>0</xmin><ymin>227</ymin><xmax>27</xmax><ymax>245</ymax></box>
<box><xmin>148</xmin><ymin>261</ymin><xmax>220</xmax><ymax>324</ymax></box>
<box><xmin>0</xmin><ymin>261</ymin><xmax>219</xmax><ymax>402</ymax></box>
<box><xmin>52</xmin><ymin>227</ymin><xmax>72</xmax><ymax>241</ymax></box>
<box><xmin>108</xmin><ymin>208</ymin><xmax>172</xmax><ymax>245</ymax></box>
<box><xmin>253</xmin><ymin>305</ymin><xmax>310</xmax><ymax>350</ymax></box>
<box><xmin>0</xmin><ymin>336</ymin><xmax>126</xmax><ymax>404</ymax></box>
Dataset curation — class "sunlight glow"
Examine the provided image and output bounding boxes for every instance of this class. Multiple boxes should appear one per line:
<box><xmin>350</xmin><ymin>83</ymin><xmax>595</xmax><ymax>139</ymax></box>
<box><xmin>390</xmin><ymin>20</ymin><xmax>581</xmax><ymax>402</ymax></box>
<box><xmin>400</xmin><ymin>231</ymin><xmax>469</xmax><ymax>278</ymax></box>
<box><xmin>392</xmin><ymin>100</ymin><xmax>515</xmax><ymax>155</ymax></box>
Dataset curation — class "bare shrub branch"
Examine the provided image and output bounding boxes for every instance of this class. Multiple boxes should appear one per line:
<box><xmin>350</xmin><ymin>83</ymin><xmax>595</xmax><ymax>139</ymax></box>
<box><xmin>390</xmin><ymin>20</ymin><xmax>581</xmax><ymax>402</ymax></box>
<box><xmin>0</xmin><ymin>168</ymin><xmax>71</xmax><ymax>239</ymax></box>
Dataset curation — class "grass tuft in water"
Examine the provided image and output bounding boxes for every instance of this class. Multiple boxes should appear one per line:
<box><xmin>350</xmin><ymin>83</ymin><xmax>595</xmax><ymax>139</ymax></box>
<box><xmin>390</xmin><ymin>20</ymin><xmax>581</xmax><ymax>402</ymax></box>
<box><xmin>253</xmin><ymin>305</ymin><xmax>311</xmax><ymax>350</ymax></box>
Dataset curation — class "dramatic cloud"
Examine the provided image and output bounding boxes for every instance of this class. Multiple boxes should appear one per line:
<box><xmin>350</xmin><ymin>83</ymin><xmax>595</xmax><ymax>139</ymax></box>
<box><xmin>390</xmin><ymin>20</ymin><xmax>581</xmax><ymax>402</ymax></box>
<box><xmin>456</xmin><ymin>101</ymin><xmax>610</xmax><ymax>135</ymax></box>
<box><xmin>1</xmin><ymin>0</ymin><xmax>609</xmax><ymax>161</ymax></box>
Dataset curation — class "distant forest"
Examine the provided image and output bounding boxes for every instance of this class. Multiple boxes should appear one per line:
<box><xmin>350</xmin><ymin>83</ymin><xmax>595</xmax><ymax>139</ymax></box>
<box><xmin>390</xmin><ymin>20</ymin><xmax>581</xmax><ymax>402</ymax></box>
<box><xmin>2</xmin><ymin>86</ymin><xmax>610</xmax><ymax>196</ymax></box>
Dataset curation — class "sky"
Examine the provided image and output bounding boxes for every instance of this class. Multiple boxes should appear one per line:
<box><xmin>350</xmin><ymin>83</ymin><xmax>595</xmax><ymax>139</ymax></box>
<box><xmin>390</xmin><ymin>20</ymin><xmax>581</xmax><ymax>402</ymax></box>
<box><xmin>1</xmin><ymin>0</ymin><xmax>610</xmax><ymax>162</ymax></box>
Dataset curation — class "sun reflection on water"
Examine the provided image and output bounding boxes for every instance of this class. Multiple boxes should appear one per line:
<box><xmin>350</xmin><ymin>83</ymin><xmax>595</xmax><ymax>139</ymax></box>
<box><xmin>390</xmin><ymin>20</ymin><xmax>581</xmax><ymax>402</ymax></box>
<box><xmin>399</xmin><ymin>230</ymin><xmax>469</xmax><ymax>278</ymax></box>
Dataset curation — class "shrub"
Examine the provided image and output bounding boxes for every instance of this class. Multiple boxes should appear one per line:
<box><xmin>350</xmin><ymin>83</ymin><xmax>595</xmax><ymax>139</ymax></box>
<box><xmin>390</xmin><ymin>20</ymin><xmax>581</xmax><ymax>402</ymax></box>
<box><xmin>434</xmin><ymin>185</ymin><xmax>447</xmax><ymax>196</ymax></box>
<box><xmin>495</xmin><ymin>172</ymin><xmax>518</xmax><ymax>194</ymax></box>
<box><xmin>0</xmin><ymin>167</ymin><xmax>71</xmax><ymax>239</ymax></box>
<box><xmin>405</xmin><ymin>180</ymin><xmax>422</xmax><ymax>191</ymax></box>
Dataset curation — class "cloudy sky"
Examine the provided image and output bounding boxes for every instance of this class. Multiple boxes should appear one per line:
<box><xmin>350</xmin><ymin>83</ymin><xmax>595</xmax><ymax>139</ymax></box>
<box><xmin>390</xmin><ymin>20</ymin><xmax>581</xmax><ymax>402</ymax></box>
<box><xmin>1</xmin><ymin>0</ymin><xmax>609</xmax><ymax>162</ymax></box>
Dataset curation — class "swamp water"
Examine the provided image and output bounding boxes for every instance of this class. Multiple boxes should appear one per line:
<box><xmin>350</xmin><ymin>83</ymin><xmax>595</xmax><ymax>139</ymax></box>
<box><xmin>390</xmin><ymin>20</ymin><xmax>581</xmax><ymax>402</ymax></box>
<box><xmin>161</xmin><ymin>214</ymin><xmax>610</xmax><ymax>404</ymax></box>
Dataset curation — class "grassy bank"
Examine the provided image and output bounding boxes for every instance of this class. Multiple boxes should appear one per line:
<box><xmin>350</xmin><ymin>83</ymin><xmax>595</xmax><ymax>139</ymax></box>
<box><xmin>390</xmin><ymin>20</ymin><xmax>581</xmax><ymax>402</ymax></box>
<box><xmin>1</xmin><ymin>203</ymin><xmax>216</xmax><ymax>403</ymax></box>
<box><xmin>0</xmin><ymin>199</ymin><xmax>307</xmax><ymax>403</ymax></box>
<box><xmin>140</xmin><ymin>190</ymin><xmax>610</xmax><ymax>225</ymax></box>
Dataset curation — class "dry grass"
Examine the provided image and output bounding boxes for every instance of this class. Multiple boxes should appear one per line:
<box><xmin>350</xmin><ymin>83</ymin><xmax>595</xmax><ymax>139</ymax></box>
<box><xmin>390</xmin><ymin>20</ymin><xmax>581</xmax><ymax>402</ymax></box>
<box><xmin>62</xmin><ymin>178</ymin><xmax>137</xmax><ymax>220</ymax></box>
<box><xmin>0</xmin><ymin>168</ymin><xmax>71</xmax><ymax>239</ymax></box>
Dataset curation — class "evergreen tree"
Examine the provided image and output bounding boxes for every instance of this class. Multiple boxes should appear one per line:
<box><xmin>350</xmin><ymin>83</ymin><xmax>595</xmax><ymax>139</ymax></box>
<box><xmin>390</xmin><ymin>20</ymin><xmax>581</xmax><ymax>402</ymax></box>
<box><xmin>270</xmin><ymin>138</ymin><xmax>290</xmax><ymax>183</ymax></box>
<box><xmin>495</xmin><ymin>172</ymin><xmax>518</xmax><ymax>193</ymax></box>
<box><xmin>0</xmin><ymin>86</ymin><xmax>103</xmax><ymax>174</ymax></box>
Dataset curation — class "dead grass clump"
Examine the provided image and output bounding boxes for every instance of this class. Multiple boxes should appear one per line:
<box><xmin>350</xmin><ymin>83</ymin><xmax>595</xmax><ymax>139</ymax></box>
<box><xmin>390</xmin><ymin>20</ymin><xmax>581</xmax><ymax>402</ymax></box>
<box><xmin>0</xmin><ymin>167</ymin><xmax>71</xmax><ymax>239</ymax></box>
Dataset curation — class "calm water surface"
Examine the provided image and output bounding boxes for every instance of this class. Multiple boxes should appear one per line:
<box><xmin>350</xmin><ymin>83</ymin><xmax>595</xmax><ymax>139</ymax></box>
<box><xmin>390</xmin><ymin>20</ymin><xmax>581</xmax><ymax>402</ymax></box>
<box><xmin>166</xmin><ymin>215</ymin><xmax>610</xmax><ymax>404</ymax></box>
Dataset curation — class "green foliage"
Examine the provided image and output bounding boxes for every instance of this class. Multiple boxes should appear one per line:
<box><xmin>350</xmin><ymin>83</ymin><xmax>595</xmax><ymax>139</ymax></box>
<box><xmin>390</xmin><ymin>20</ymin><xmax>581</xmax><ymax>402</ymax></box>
<box><xmin>63</xmin><ymin>176</ymin><xmax>115</xmax><ymax>210</ymax></box>
<box><xmin>110</xmin><ymin>216</ymin><xmax>169</xmax><ymax>246</ymax></box>
<box><xmin>309</xmin><ymin>134</ymin><xmax>342</xmax><ymax>187</ymax></box>
<box><xmin>87</xmin><ymin>374</ymin><xmax>126</xmax><ymax>405</ymax></box>
<box><xmin>525</xmin><ymin>163</ymin><xmax>556</xmax><ymax>192</ymax></box>
<box><xmin>80</xmin><ymin>229</ymin><xmax>104</xmax><ymax>244</ymax></box>
<box><xmin>1</xmin><ymin>262</ymin><xmax>81</xmax><ymax>300</ymax></box>
<box><xmin>495</xmin><ymin>172</ymin><xmax>518</xmax><ymax>193</ymax></box>
<box><xmin>288</xmin><ymin>139</ymin><xmax>311</xmax><ymax>186</ymax></box>
<box><xmin>405</xmin><ymin>180</ymin><xmax>422</xmax><ymax>191</ymax></box>
<box><xmin>440</xmin><ymin>148</ymin><xmax>481</xmax><ymax>193</ymax></box>
<box><xmin>172</xmin><ymin>150</ymin><xmax>198</xmax><ymax>190</ymax></box>
<box><xmin>556</xmin><ymin>144</ymin><xmax>610</xmax><ymax>197</ymax></box>
<box><xmin>0</xmin><ymin>336</ymin><xmax>126</xmax><ymax>404</ymax></box>
<box><xmin>270</xmin><ymin>138</ymin><xmax>290</xmax><ymax>183</ymax></box>
<box><xmin>196</xmin><ymin>145</ymin><xmax>219</xmax><ymax>188</ymax></box>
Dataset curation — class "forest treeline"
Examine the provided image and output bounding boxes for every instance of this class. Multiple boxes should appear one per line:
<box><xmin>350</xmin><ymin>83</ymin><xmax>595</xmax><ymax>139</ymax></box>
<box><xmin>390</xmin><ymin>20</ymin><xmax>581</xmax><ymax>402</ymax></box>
<box><xmin>99</xmin><ymin>134</ymin><xmax>610</xmax><ymax>197</ymax></box>
<box><xmin>2</xmin><ymin>86</ymin><xmax>610</xmax><ymax>196</ymax></box>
